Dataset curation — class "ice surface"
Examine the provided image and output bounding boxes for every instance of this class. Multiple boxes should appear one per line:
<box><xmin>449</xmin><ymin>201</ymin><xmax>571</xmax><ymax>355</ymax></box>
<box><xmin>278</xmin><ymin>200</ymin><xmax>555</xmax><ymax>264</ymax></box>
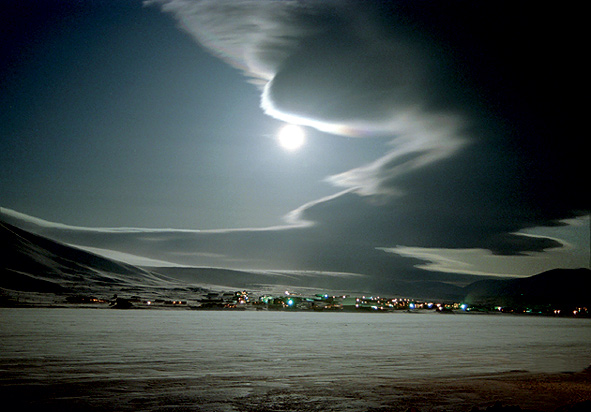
<box><xmin>1</xmin><ymin>309</ymin><xmax>590</xmax><ymax>411</ymax></box>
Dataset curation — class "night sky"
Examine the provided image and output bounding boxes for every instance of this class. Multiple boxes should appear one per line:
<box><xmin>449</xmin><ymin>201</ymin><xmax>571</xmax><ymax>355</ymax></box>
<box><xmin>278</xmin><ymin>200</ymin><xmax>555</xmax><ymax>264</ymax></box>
<box><xmin>1</xmin><ymin>0</ymin><xmax>589</xmax><ymax>292</ymax></box>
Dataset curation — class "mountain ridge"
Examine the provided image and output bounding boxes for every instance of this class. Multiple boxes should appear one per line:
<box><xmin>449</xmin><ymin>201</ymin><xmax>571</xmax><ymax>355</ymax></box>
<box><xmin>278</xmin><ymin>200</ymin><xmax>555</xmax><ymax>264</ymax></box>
<box><xmin>1</xmin><ymin>219</ymin><xmax>589</xmax><ymax>306</ymax></box>
<box><xmin>463</xmin><ymin>267</ymin><xmax>591</xmax><ymax>307</ymax></box>
<box><xmin>0</xmin><ymin>220</ymin><xmax>191</xmax><ymax>297</ymax></box>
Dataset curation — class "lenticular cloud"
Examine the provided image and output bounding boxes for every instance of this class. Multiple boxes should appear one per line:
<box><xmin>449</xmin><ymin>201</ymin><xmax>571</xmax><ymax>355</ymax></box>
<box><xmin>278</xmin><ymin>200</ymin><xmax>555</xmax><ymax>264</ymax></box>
<box><xmin>146</xmin><ymin>0</ymin><xmax>469</xmax><ymax>193</ymax></box>
<box><xmin>146</xmin><ymin>1</ymin><xmax>429</xmax><ymax>126</ymax></box>
<box><xmin>147</xmin><ymin>0</ymin><xmax>588</xmax><ymax>265</ymax></box>
<box><xmin>145</xmin><ymin>0</ymin><xmax>312</xmax><ymax>85</ymax></box>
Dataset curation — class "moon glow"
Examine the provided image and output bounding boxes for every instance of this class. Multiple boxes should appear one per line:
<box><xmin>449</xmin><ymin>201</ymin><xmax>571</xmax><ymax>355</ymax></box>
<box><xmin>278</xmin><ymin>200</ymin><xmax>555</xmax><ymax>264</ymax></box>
<box><xmin>277</xmin><ymin>124</ymin><xmax>306</xmax><ymax>151</ymax></box>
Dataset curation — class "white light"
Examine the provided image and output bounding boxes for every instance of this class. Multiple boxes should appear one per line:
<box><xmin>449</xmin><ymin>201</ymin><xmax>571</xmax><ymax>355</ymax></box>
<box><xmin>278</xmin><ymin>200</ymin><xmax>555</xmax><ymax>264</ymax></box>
<box><xmin>277</xmin><ymin>124</ymin><xmax>305</xmax><ymax>151</ymax></box>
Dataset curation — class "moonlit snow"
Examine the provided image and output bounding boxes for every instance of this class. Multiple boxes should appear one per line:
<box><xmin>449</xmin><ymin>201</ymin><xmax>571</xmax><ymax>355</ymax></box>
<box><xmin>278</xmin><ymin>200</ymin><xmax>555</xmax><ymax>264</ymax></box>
<box><xmin>2</xmin><ymin>308</ymin><xmax>590</xmax><ymax>411</ymax></box>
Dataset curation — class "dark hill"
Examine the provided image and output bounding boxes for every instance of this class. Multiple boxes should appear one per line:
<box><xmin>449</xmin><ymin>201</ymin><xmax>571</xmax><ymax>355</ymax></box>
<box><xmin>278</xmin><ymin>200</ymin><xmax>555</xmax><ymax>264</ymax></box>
<box><xmin>463</xmin><ymin>268</ymin><xmax>591</xmax><ymax>307</ymax></box>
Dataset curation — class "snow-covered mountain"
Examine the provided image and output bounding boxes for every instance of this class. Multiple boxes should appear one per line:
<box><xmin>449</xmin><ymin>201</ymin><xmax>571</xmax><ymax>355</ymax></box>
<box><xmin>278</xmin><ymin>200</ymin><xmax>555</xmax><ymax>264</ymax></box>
<box><xmin>0</xmin><ymin>220</ymin><xmax>202</xmax><ymax>302</ymax></box>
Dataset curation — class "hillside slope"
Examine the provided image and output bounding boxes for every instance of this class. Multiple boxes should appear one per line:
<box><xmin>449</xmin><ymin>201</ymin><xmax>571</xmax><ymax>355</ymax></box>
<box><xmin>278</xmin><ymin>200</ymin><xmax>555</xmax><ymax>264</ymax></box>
<box><xmin>0</xmin><ymin>220</ymin><xmax>186</xmax><ymax>296</ymax></box>
<box><xmin>463</xmin><ymin>268</ymin><xmax>591</xmax><ymax>307</ymax></box>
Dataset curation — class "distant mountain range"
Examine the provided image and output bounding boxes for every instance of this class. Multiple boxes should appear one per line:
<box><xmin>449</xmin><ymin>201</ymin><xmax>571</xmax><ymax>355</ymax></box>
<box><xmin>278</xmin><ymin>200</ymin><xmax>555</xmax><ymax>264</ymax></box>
<box><xmin>462</xmin><ymin>268</ymin><xmax>591</xmax><ymax>307</ymax></box>
<box><xmin>0</xmin><ymin>220</ymin><xmax>199</xmax><ymax>301</ymax></box>
<box><xmin>1</xmin><ymin>219</ymin><xmax>589</xmax><ymax>306</ymax></box>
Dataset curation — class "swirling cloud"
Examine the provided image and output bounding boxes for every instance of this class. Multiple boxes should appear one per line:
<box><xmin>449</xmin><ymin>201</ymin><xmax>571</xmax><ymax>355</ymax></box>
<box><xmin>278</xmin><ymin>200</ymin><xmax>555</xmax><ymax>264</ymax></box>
<box><xmin>108</xmin><ymin>2</ymin><xmax>591</xmax><ymax>283</ymax></box>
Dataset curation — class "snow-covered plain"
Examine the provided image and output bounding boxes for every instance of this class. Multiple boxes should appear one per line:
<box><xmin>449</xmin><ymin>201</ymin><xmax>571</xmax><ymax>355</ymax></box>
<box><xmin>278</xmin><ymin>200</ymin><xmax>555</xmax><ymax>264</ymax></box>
<box><xmin>1</xmin><ymin>308</ymin><xmax>590</xmax><ymax>411</ymax></box>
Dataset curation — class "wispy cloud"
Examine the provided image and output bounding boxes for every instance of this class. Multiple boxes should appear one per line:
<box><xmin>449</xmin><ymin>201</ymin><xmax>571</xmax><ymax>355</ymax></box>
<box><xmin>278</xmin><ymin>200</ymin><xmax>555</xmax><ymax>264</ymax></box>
<box><xmin>5</xmin><ymin>2</ymin><xmax>584</xmax><ymax>291</ymax></box>
<box><xmin>75</xmin><ymin>246</ymin><xmax>189</xmax><ymax>268</ymax></box>
<box><xmin>132</xmin><ymin>3</ymin><xmax>591</xmax><ymax>277</ymax></box>
<box><xmin>148</xmin><ymin>1</ymin><xmax>470</xmax><ymax>178</ymax></box>
<box><xmin>325</xmin><ymin>113</ymin><xmax>468</xmax><ymax>197</ymax></box>
<box><xmin>148</xmin><ymin>1</ymin><xmax>586</xmax><ymax>241</ymax></box>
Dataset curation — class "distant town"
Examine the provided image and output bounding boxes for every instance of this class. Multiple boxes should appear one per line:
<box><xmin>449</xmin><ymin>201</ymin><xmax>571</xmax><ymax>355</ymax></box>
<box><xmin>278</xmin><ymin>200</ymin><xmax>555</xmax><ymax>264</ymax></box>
<box><xmin>64</xmin><ymin>289</ymin><xmax>590</xmax><ymax>317</ymax></box>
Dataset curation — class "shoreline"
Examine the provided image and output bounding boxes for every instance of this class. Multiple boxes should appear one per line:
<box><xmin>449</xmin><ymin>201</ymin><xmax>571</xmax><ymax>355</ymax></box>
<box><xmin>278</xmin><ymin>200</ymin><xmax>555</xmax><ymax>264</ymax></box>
<box><xmin>2</xmin><ymin>302</ymin><xmax>590</xmax><ymax>320</ymax></box>
<box><xmin>0</xmin><ymin>301</ymin><xmax>591</xmax><ymax>319</ymax></box>
<box><xmin>2</xmin><ymin>288</ymin><xmax>589</xmax><ymax>318</ymax></box>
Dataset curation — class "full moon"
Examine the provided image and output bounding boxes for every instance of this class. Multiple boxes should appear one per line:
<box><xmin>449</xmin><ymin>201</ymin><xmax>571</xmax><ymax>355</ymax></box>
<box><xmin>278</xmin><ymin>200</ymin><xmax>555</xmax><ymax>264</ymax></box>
<box><xmin>277</xmin><ymin>124</ymin><xmax>305</xmax><ymax>151</ymax></box>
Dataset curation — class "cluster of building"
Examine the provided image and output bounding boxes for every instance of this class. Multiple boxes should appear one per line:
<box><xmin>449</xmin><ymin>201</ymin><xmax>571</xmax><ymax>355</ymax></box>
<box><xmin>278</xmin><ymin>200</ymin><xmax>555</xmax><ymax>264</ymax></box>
<box><xmin>196</xmin><ymin>290</ymin><xmax>250</xmax><ymax>309</ymax></box>
<box><xmin>196</xmin><ymin>290</ymin><xmax>589</xmax><ymax>317</ymax></box>
<box><xmin>197</xmin><ymin>290</ymin><xmax>461</xmax><ymax>313</ymax></box>
<box><xmin>62</xmin><ymin>290</ymin><xmax>588</xmax><ymax>317</ymax></box>
<box><xmin>258</xmin><ymin>292</ymin><xmax>417</xmax><ymax>311</ymax></box>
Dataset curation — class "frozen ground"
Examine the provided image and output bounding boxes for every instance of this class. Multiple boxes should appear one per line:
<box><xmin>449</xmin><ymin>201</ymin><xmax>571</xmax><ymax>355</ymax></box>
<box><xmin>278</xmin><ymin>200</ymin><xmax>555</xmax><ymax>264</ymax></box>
<box><xmin>1</xmin><ymin>309</ymin><xmax>590</xmax><ymax>411</ymax></box>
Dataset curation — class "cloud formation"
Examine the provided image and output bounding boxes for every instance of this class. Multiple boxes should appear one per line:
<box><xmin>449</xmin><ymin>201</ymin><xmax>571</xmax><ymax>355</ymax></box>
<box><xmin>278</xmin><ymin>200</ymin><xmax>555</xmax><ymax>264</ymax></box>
<box><xmin>149</xmin><ymin>2</ymin><xmax>587</xmax><ymax>271</ymax></box>
<box><xmin>148</xmin><ymin>1</ymin><xmax>454</xmax><ymax>128</ymax></box>
<box><xmin>147</xmin><ymin>0</ymin><xmax>474</xmax><ymax>216</ymax></box>
<box><xmin>5</xmin><ymin>2</ymin><xmax>584</xmax><ymax>292</ymax></box>
<box><xmin>152</xmin><ymin>3</ymin><xmax>586</xmax><ymax>230</ymax></box>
